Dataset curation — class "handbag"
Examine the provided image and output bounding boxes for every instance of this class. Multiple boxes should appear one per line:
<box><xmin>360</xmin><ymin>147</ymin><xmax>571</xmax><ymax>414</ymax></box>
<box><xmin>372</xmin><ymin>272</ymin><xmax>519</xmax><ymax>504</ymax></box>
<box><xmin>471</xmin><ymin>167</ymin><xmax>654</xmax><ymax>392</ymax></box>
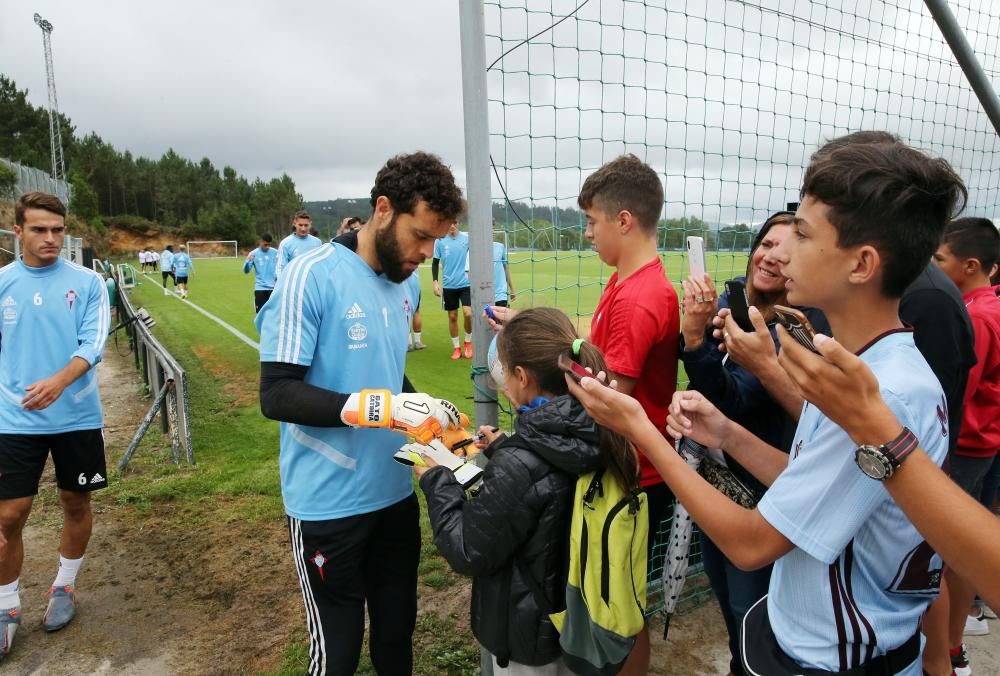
<box><xmin>697</xmin><ymin>456</ymin><xmax>760</xmax><ymax>509</ymax></box>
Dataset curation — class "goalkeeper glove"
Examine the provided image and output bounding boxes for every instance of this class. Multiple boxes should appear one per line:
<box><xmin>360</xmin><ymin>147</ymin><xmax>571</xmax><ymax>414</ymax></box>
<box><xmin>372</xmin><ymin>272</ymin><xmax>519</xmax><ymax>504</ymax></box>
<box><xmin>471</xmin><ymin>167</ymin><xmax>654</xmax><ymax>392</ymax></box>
<box><xmin>342</xmin><ymin>390</ymin><xmax>461</xmax><ymax>444</ymax></box>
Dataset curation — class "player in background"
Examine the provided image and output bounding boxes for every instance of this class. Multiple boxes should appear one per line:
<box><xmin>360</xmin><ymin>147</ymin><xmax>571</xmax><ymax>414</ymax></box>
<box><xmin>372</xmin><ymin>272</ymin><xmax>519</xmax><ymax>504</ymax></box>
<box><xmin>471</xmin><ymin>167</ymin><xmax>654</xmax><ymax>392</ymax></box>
<box><xmin>570</xmin><ymin>136</ymin><xmax>966</xmax><ymax>675</ymax></box>
<box><xmin>432</xmin><ymin>224</ymin><xmax>472</xmax><ymax>360</ymax></box>
<box><xmin>0</xmin><ymin>192</ymin><xmax>111</xmax><ymax>658</ymax></box>
<box><xmin>931</xmin><ymin>217</ymin><xmax>1000</xmax><ymax>675</ymax></box>
<box><xmin>276</xmin><ymin>210</ymin><xmax>322</xmax><ymax>278</ymax></box>
<box><xmin>160</xmin><ymin>245</ymin><xmax>175</xmax><ymax>296</ymax></box>
<box><xmin>257</xmin><ymin>152</ymin><xmax>466</xmax><ymax>676</ymax></box>
<box><xmin>171</xmin><ymin>245</ymin><xmax>194</xmax><ymax>299</ymax></box>
<box><xmin>243</xmin><ymin>233</ymin><xmax>278</xmax><ymax>314</ymax></box>
<box><xmin>403</xmin><ymin>271</ymin><xmax>426</xmax><ymax>351</ymax></box>
<box><xmin>464</xmin><ymin>233</ymin><xmax>516</xmax><ymax>307</ymax></box>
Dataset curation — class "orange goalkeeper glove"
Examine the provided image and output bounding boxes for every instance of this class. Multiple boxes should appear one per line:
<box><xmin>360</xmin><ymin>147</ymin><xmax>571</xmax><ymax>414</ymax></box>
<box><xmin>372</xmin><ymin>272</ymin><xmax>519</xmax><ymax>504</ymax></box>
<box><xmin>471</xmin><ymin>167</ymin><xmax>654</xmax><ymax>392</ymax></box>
<box><xmin>341</xmin><ymin>390</ymin><xmax>461</xmax><ymax>444</ymax></box>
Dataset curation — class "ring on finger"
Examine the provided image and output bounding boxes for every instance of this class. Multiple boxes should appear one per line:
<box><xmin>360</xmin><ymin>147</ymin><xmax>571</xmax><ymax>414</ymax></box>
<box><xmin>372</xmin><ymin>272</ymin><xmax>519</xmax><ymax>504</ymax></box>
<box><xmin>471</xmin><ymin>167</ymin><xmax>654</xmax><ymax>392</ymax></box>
<box><xmin>696</xmin><ymin>296</ymin><xmax>705</xmax><ymax>303</ymax></box>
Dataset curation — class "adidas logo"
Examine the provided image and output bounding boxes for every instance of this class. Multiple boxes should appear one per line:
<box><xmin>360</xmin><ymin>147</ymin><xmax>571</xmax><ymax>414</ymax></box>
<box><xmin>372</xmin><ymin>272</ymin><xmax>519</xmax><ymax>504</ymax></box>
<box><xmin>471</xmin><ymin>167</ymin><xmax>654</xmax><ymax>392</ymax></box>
<box><xmin>1</xmin><ymin>296</ymin><xmax>15</xmax><ymax>308</ymax></box>
<box><xmin>345</xmin><ymin>303</ymin><xmax>366</xmax><ymax>319</ymax></box>
<box><xmin>90</xmin><ymin>473</ymin><xmax>104</xmax><ymax>484</ymax></box>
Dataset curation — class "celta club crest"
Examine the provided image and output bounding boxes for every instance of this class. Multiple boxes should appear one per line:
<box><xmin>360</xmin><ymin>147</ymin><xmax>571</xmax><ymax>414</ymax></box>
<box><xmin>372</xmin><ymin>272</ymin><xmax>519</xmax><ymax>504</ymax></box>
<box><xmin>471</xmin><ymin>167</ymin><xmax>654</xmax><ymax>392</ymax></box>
<box><xmin>64</xmin><ymin>290</ymin><xmax>77</xmax><ymax>309</ymax></box>
<box><xmin>310</xmin><ymin>550</ymin><xmax>327</xmax><ymax>581</ymax></box>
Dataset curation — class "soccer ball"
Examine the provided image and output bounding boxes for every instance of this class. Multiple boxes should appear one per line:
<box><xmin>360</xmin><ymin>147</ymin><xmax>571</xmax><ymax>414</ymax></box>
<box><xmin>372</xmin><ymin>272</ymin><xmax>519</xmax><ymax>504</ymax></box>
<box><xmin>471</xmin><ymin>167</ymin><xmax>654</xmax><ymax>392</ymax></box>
<box><xmin>488</xmin><ymin>334</ymin><xmax>504</xmax><ymax>389</ymax></box>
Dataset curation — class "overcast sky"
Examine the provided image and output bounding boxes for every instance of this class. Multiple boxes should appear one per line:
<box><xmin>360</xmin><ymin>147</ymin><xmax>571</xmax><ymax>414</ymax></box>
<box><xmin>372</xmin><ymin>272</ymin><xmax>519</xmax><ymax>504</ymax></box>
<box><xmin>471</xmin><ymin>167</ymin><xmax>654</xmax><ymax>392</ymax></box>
<box><xmin>3</xmin><ymin>0</ymin><xmax>1000</xmax><ymax>223</ymax></box>
<box><xmin>1</xmin><ymin>1</ymin><xmax>468</xmax><ymax>200</ymax></box>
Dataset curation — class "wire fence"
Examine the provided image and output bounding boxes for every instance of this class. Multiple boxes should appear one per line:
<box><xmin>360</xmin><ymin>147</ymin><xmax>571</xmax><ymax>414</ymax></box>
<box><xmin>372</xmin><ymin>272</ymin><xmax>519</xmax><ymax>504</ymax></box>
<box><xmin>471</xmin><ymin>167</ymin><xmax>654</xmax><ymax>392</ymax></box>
<box><xmin>474</xmin><ymin>0</ymin><xmax>1000</xmax><ymax>616</ymax></box>
<box><xmin>1</xmin><ymin>157</ymin><xmax>72</xmax><ymax>207</ymax></box>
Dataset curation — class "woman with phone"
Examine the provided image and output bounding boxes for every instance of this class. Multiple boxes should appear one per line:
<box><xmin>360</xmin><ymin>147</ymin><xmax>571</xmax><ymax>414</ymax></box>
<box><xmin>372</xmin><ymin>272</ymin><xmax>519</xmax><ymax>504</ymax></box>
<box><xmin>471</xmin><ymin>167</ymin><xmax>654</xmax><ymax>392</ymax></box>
<box><xmin>678</xmin><ymin>210</ymin><xmax>828</xmax><ymax>676</ymax></box>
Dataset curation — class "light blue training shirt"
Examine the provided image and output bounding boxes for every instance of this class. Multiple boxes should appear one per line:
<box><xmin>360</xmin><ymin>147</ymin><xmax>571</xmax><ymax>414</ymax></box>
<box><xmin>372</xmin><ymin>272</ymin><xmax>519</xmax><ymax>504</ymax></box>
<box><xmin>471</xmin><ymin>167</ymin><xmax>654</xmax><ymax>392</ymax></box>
<box><xmin>172</xmin><ymin>252</ymin><xmax>193</xmax><ymax>277</ymax></box>
<box><xmin>0</xmin><ymin>257</ymin><xmax>110</xmax><ymax>433</ymax></box>
<box><xmin>244</xmin><ymin>246</ymin><xmax>278</xmax><ymax>291</ymax></box>
<box><xmin>256</xmin><ymin>243</ymin><xmax>413</xmax><ymax>520</ymax></box>
<box><xmin>160</xmin><ymin>249</ymin><xmax>174</xmax><ymax>273</ymax></box>
<box><xmin>758</xmin><ymin>330</ymin><xmax>948</xmax><ymax>675</ymax></box>
<box><xmin>433</xmin><ymin>231</ymin><xmax>470</xmax><ymax>290</ymax></box>
<box><xmin>276</xmin><ymin>233</ymin><xmax>322</xmax><ymax>278</ymax></box>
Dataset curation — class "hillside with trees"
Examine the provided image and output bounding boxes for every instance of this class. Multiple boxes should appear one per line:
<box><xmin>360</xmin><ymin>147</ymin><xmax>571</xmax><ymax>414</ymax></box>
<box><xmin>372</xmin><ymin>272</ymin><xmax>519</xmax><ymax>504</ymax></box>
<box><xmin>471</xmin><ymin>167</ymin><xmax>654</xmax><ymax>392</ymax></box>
<box><xmin>1</xmin><ymin>75</ymin><xmax>301</xmax><ymax>247</ymax></box>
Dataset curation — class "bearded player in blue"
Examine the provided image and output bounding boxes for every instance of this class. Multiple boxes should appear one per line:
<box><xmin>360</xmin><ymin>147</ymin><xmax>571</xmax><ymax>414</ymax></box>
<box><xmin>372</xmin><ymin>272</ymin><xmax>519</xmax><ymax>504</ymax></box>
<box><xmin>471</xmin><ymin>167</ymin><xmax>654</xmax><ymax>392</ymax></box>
<box><xmin>243</xmin><ymin>232</ymin><xmax>278</xmax><ymax>314</ymax></box>
<box><xmin>257</xmin><ymin>152</ymin><xmax>465</xmax><ymax>676</ymax></box>
<box><xmin>0</xmin><ymin>193</ymin><xmax>111</xmax><ymax>658</ymax></box>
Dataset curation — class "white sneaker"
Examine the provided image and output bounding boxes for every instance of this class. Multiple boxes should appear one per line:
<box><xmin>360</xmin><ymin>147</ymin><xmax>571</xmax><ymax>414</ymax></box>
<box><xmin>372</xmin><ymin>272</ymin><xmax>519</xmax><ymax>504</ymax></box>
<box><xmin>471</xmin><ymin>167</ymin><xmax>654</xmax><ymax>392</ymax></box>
<box><xmin>965</xmin><ymin>610</ymin><xmax>990</xmax><ymax>636</ymax></box>
<box><xmin>982</xmin><ymin>604</ymin><xmax>998</xmax><ymax>620</ymax></box>
<box><xmin>164</xmin><ymin>288</ymin><xmax>170</xmax><ymax>296</ymax></box>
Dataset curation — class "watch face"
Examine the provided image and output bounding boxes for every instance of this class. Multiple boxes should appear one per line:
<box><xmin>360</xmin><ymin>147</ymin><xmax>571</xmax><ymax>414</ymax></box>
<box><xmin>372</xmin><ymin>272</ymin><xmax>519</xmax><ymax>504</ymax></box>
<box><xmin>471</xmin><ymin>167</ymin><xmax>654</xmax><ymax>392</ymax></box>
<box><xmin>856</xmin><ymin>447</ymin><xmax>890</xmax><ymax>480</ymax></box>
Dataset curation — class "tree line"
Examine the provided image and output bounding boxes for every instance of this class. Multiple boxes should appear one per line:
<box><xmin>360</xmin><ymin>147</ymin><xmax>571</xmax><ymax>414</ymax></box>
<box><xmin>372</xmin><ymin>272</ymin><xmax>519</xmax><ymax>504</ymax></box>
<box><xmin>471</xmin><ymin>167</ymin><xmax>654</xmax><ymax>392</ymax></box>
<box><xmin>0</xmin><ymin>75</ymin><xmax>301</xmax><ymax>244</ymax></box>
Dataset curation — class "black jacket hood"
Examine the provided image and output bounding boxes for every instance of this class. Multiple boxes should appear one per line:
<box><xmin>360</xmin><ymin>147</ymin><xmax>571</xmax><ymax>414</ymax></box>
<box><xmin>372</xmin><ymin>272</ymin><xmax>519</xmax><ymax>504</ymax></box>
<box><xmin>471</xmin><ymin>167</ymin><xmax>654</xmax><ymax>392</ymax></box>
<box><xmin>500</xmin><ymin>394</ymin><xmax>604</xmax><ymax>475</ymax></box>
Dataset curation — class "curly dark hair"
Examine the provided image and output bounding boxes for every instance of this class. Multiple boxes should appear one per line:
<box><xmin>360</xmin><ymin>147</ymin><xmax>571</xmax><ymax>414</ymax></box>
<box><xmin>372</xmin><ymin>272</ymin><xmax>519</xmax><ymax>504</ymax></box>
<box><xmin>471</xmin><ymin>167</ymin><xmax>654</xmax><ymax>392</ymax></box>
<box><xmin>370</xmin><ymin>151</ymin><xmax>465</xmax><ymax>220</ymax></box>
<box><xmin>801</xmin><ymin>134</ymin><xmax>967</xmax><ymax>297</ymax></box>
<box><xmin>577</xmin><ymin>154</ymin><xmax>664</xmax><ymax>230</ymax></box>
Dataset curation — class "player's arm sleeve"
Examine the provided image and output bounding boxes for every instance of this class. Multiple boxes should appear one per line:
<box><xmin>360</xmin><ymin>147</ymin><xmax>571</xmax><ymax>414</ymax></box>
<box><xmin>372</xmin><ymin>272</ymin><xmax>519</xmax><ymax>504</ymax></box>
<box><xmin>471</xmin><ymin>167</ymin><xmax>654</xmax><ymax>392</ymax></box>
<box><xmin>275</xmin><ymin>242</ymin><xmax>288</xmax><ymax>277</ymax></box>
<box><xmin>420</xmin><ymin>450</ymin><xmax>543</xmax><ymax>577</ymax></box>
<box><xmin>71</xmin><ymin>274</ymin><xmax>111</xmax><ymax>367</ymax></box>
<box><xmin>757</xmin><ymin>390</ymin><xmax>917</xmax><ymax>564</ymax></box>
<box><xmin>243</xmin><ymin>256</ymin><xmax>253</xmax><ymax>274</ymax></box>
<box><xmin>432</xmin><ymin>258</ymin><xmax>440</xmax><ymax>282</ymax></box>
<box><xmin>259</xmin><ymin>362</ymin><xmax>351</xmax><ymax>426</ymax></box>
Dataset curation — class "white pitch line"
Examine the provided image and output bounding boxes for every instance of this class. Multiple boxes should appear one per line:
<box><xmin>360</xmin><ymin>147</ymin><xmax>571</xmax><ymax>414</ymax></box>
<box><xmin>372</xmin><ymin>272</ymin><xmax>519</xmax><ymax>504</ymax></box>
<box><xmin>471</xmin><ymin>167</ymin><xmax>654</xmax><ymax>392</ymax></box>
<box><xmin>141</xmin><ymin>273</ymin><xmax>260</xmax><ymax>351</ymax></box>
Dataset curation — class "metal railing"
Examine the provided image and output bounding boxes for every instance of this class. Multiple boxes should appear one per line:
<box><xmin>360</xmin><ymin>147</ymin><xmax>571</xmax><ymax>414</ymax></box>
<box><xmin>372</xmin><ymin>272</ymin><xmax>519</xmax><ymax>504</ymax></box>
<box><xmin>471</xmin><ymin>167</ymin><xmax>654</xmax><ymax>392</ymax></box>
<box><xmin>112</xmin><ymin>265</ymin><xmax>194</xmax><ymax>469</ymax></box>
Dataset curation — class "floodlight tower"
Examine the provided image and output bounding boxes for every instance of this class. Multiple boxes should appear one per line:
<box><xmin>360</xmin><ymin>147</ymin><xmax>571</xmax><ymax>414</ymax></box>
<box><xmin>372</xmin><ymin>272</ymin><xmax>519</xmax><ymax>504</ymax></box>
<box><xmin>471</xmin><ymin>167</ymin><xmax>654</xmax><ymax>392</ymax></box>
<box><xmin>33</xmin><ymin>13</ymin><xmax>66</xmax><ymax>181</ymax></box>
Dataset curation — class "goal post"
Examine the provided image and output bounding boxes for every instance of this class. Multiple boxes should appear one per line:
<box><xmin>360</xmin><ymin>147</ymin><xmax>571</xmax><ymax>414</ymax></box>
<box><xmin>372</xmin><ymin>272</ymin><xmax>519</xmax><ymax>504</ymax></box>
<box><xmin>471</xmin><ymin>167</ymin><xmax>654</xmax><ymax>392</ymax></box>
<box><xmin>186</xmin><ymin>240</ymin><xmax>239</xmax><ymax>259</ymax></box>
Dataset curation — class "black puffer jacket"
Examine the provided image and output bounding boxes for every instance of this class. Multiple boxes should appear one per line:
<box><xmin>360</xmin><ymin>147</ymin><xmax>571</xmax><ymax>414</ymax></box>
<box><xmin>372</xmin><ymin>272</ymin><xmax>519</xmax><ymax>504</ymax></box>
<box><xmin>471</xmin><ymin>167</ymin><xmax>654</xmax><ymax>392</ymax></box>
<box><xmin>420</xmin><ymin>395</ymin><xmax>605</xmax><ymax>666</ymax></box>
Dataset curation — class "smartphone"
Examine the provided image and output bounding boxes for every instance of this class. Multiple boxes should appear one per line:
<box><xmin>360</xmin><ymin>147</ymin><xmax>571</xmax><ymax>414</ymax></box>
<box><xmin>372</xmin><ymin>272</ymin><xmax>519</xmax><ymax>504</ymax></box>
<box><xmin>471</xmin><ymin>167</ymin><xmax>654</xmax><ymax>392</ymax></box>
<box><xmin>557</xmin><ymin>352</ymin><xmax>609</xmax><ymax>386</ymax></box>
<box><xmin>687</xmin><ymin>236</ymin><xmax>707</xmax><ymax>280</ymax></box>
<box><xmin>724</xmin><ymin>280</ymin><xmax>754</xmax><ymax>333</ymax></box>
<box><xmin>484</xmin><ymin>304</ymin><xmax>501</xmax><ymax>324</ymax></box>
<box><xmin>773</xmin><ymin>305</ymin><xmax>821</xmax><ymax>354</ymax></box>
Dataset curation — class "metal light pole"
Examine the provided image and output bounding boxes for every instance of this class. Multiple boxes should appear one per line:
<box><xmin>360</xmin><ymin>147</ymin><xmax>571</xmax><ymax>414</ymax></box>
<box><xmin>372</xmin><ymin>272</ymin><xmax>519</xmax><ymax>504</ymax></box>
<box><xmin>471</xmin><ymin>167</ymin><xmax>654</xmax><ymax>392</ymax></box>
<box><xmin>33</xmin><ymin>13</ymin><xmax>67</xmax><ymax>181</ymax></box>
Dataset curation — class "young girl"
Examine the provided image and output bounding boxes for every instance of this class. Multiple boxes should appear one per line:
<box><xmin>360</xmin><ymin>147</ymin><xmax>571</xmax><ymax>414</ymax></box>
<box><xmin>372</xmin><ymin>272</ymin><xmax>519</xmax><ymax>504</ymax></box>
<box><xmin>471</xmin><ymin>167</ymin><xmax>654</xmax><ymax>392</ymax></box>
<box><xmin>415</xmin><ymin>307</ymin><xmax>639</xmax><ymax>675</ymax></box>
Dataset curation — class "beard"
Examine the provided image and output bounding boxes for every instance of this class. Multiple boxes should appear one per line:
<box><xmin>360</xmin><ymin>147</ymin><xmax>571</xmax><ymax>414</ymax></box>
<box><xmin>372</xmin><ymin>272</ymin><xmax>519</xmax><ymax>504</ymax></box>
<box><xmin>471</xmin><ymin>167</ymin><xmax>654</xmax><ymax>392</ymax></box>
<box><xmin>374</xmin><ymin>215</ymin><xmax>411</xmax><ymax>283</ymax></box>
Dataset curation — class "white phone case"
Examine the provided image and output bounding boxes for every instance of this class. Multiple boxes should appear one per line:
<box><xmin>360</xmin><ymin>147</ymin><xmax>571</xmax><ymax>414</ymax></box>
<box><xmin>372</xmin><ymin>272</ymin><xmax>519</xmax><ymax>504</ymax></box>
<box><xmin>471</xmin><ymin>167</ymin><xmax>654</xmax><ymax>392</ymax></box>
<box><xmin>687</xmin><ymin>236</ymin><xmax>707</xmax><ymax>279</ymax></box>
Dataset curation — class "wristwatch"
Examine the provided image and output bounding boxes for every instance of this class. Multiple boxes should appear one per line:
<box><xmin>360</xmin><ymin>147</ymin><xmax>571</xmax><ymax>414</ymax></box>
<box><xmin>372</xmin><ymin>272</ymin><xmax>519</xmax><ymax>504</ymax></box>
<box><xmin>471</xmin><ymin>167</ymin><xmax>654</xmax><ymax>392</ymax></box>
<box><xmin>854</xmin><ymin>427</ymin><xmax>918</xmax><ymax>481</ymax></box>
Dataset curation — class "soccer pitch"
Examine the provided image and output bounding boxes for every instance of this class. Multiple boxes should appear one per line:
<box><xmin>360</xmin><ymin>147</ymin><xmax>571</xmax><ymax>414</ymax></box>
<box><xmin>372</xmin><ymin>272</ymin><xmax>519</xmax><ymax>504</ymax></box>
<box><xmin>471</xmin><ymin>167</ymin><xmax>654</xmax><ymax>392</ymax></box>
<box><xmin>129</xmin><ymin>249</ymin><xmax>749</xmax><ymax>421</ymax></box>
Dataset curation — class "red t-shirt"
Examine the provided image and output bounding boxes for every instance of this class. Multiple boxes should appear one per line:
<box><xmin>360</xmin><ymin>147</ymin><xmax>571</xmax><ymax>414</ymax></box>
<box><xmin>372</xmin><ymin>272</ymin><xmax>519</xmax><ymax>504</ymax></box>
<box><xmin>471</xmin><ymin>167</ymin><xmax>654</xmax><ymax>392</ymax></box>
<box><xmin>958</xmin><ymin>286</ymin><xmax>1000</xmax><ymax>458</ymax></box>
<box><xmin>590</xmin><ymin>258</ymin><xmax>680</xmax><ymax>486</ymax></box>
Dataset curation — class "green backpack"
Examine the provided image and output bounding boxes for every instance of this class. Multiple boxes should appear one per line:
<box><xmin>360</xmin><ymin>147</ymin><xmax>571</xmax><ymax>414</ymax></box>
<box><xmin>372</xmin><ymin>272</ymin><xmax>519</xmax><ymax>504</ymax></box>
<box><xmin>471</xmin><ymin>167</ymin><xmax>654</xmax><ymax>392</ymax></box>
<box><xmin>550</xmin><ymin>468</ymin><xmax>648</xmax><ymax>676</ymax></box>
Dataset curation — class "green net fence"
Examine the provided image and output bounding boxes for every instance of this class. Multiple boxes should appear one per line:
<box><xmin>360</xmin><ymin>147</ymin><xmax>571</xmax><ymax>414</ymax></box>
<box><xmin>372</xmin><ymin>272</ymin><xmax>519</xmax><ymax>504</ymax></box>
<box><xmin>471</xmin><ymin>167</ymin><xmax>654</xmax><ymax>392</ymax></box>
<box><xmin>478</xmin><ymin>0</ymin><xmax>1000</xmax><ymax>617</ymax></box>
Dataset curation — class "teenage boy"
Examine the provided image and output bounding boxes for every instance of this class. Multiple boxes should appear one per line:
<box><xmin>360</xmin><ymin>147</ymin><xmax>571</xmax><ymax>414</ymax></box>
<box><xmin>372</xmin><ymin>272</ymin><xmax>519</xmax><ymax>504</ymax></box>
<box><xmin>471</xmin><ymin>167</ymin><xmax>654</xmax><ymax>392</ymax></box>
<box><xmin>0</xmin><ymin>193</ymin><xmax>111</xmax><ymax>657</ymax></box>
<box><xmin>432</xmin><ymin>224</ymin><xmax>472</xmax><ymax>359</ymax></box>
<box><xmin>243</xmin><ymin>233</ymin><xmax>278</xmax><ymax>313</ymax></box>
<box><xmin>568</xmin><ymin>136</ymin><xmax>966</xmax><ymax>675</ymax></box>
<box><xmin>276</xmin><ymin>210</ymin><xmax>322</xmax><ymax>278</ymax></box>
<box><xmin>932</xmin><ymin>217</ymin><xmax>1000</xmax><ymax>669</ymax></box>
<box><xmin>577</xmin><ymin>153</ymin><xmax>680</xmax><ymax>674</ymax></box>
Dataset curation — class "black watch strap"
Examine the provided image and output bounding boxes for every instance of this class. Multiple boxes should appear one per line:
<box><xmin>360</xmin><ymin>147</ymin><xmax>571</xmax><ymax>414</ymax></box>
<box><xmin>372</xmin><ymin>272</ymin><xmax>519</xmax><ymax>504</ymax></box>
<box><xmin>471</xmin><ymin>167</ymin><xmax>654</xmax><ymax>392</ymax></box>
<box><xmin>884</xmin><ymin>427</ymin><xmax>918</xmax><ymax>467</ymax></box>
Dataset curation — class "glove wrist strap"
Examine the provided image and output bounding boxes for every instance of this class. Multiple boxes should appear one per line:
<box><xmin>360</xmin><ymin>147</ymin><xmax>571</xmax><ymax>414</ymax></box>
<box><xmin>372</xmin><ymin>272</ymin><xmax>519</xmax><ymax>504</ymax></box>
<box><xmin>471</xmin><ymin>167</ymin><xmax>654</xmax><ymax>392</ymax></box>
<box><xmin>358</xmin><ymin>389</ymin><xmax>392</xmax><ymax>428</ymax></box>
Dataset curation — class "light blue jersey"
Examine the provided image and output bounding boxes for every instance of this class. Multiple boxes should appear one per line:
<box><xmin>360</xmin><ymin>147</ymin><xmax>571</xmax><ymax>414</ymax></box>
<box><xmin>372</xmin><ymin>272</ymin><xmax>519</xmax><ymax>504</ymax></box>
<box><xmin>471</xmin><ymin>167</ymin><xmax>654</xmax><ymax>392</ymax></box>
<box><xmin>244</xmin><ymin>246</ymin><xmax>278</xmax><ymax>290</ymax></box>
<box><xmin>256</xmin><ymin>243</ymin><xmax>413</xmax><ymax>520</ymax></box>
<box><xmin>160</xmin><ymin>249</ymin><xmax>174</xmax><ymax>272</ymax></box>
<box><xmin>276</xmin><ymin>233</ymin><xmax>322</xmax><ymax>277</ymax></box>
<box><xmin>464</xmin><ymin>242</ymin><xmax>510</xmax><ymax>302</ymax></box>
<box><xmin>758</xmin><ymin>330</ymin><xmax>948</xmax><ymax>675</ymax></box>
<box><xmin>172</xmin><ymin>252</ymin><xmax>193</xmax><ymax>277</ymax></box>
<box><xmin>0</xmin><ymin>258</ymin><xmax>110</xmax><ymax>433</ymax></box>
<box><xmin>433</xmin><ymin>231</ymin><xmax>469</xmax><ymax>289</ymax></box>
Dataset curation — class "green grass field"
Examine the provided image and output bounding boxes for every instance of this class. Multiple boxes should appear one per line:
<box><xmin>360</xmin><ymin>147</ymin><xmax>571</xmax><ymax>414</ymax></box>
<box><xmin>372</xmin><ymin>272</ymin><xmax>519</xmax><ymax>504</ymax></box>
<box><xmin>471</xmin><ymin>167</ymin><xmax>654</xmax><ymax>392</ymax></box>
<box><xmin>120</xmin><ymin>248</ymin><xmax>749</xmax><ymax>673</ymax></box>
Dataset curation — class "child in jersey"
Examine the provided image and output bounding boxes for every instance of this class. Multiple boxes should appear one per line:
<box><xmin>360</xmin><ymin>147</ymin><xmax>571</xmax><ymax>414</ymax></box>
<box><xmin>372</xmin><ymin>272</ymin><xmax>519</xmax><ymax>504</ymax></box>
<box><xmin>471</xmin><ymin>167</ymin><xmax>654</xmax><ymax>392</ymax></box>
<box><xmin>414</xmin><ymin>307</ymin><xmax>638</xmax><ymax>675</ymax></box>
<box><xmin>569</xmin><ymin>133</ymin><xmax>966</xmax><ymax>675</ymax></box>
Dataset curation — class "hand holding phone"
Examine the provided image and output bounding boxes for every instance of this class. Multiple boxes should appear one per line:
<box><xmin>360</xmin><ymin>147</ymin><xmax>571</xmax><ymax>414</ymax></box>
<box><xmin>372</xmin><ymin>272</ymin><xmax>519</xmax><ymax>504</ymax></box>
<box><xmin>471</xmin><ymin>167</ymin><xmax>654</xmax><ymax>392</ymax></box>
<box><xmin>773</xmin><ymin>305</ymin><xmax>821</xmax><ymax>354</ymax></box>
<box><xmin>557</xmin><ymin>353</ymin><xmax>609</xmax><ymax>386</ymax></box>
<box><xmin>724</xmin><ymin>280</ymin><xmax>755</xmax><ymax>333</ymax></box>
<box><xmin>484</xmin><ymin>304</ymin><xmax>500</xmax><ymax>324</ymax></box>
<box><xmin>687</xmin><ymin>236</ymin><xmax>707</xmax><ymax>280</ymax></box>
